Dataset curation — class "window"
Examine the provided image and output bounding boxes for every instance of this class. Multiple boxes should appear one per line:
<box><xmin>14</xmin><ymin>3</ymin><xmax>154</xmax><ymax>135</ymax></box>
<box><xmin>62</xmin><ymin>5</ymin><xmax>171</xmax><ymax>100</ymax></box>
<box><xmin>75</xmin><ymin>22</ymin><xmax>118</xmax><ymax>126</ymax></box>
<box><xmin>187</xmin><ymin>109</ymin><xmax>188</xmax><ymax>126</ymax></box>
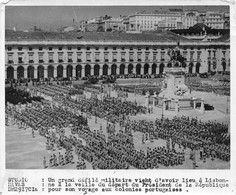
<box><xmin>18</xmin><ymin>47</ymin><xmax>22</xmax><ymax>51</ymax></box>
<box><xmin>104</xmin><ymin>53</ymin><xmax>108</xmax><ymax>62</ymax></box>
<box><xmin>95</xmin><ymin>53</ymin><xmax>100</xmax><ymax>62</ymax></box>
<box><xmin>29</xmin><ymin>47</ymin><xmax>33</xmax><ymax>51</ymax></box>
<box><xmin>161</xmin><ymin>52</ymin><xmax>165</xmax><ymax>60</ymax></box>
<box><xmin>86</xmin><ymin>53</ymin><xmax>91</xmax><ymax>61</ymax></box>
<box><xmin>49</xmin><ymin>53</ymin><xmax>54</xmax><ymax>63</ymax></box>
<box><xmin>77</xmin><ymin>53</ymin><xmax>82</xmax><ymax>62</ymax></box>
<box><xmin>190</xmin><ymin>52</ymin><xmax>194</xmax><ymax>60</ymax></box>
<box><xmin>121</xmin><ymin>53</ymin><xmax>126</xmax><ymax>61</ymax></box>
<box><xmin>86</xmin><ymin>47</ymin><xmax>90</xmax><ymax>50</ymax></box>
<box><xmin>59</xmin><ymin>47</ymin><xmax>62</xmax><ymax>51</ymax></box>
<box><xmin>18</xmin><ymin>53</ymin><xmax>23</xmax><ymax>63</ymax></box>
<box><xmin>68</xmin><ymin>53</ymin><xmax>73</xmax><ymax>62</ymax></box>
<box><xmin>145</xmin><ymin>53</ymin><xmax>149</xmax><ymax>61</ymax></box>
<box><xmin>58</xmin><ymin>53</ymin><xmax>63</xmax><ymax>62</ymax></box>
<box><xmin>39</xmin><ymin>47</ymin><xmax>43</xmax><ymax>51</ymax></box>
<box><xmin>113</xmin><ymin>47</ymin><xmax>116</xmax><ymax>50</ymax></box>
<box><xmin>104</xmin><ymin>47</ymin><xmax>108</xmax><ymax>51</ymax></box>
<box><xmin>7</xmin><ymin>47</ymin><xmax>12</xmax><ymax>51</ymax></box>
<box><xmin>77</xmin><ymin>47</ymin><xmax>81</xmax><ymax>50</ymax></box>
<box><xmin>68</xmin><ymin>47</ymin><xmax>72</xmax><ymax>50</ymax></box>
<box><xmin>208</xmin><ymin>50</ymin><xmax>211</xmax><ymax>58</ymax></box>
<box><xmin>129</xmin><ymin>53</ymin><xmax>134</xmax><ymax>61</ymax></box>
<box><xmin>39</xmin><ymin>53</ymin><xmax>44</xmax><ymax>63</ymax></box>
<box><xmin>112</xmin><ymin>53</ymin><xmax>117</xmax><ymax>62</ymax></box>
<box><xmin>222</xmin><ymin>51</ymin><xmax>226</xmax><ymax>58</ymax></box>
<box><xmin>153</xmin><ymin>53</ymin><xmax>157</xmax><ymax>61</ymax></box>
<box><xmin>8</xmin><ymin>54</ymin><xmax>13</xmax><ymax>63</ymax></box>
<box><xmin>49</xmin><ymin>47</ymin><xmax>53</xmax><ymax>51</ymax></box>
<box><xmin>29</xmin><ymin>54</ymin><xmax>34</xmax><ymax>63</ymax></box>
<box><xmin>95</xmin><ymin>47</ymin><xmax>99</xmax><ymax>50</ymax></box>
<box><xmin>197</xmin><ymin>51</ymin><xmax>201</xmax><ymax>59</ymax></box>
<box><xmin>137</xmin><ymin>53</ymin><xmax>142</xmax><ymax>61</ymax></box>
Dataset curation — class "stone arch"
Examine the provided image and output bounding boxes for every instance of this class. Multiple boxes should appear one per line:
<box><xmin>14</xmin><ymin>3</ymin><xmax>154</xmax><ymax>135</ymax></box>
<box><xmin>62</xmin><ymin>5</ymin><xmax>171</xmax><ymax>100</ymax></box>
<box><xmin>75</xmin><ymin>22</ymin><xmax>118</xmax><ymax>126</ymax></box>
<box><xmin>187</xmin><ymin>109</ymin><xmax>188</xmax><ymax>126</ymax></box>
<box><xmin>7</xmin><ymin>66</ymin><xmax>14</xmax><ymax>80</ymax></box>
<box><xmin>103</xmin><ymin>64</ymin><xmax>108</xmax><ymax>75</ymax></box>
<box><xmin>120</xmin><ymin>64</ymin><xmax>125</xmax><ymax>75</ymax></box>
<box><xmin>111</xmin><ymin>64</ymin><xmax>117</xmax><ymax>75</ymax></box>
<box><xmin>189</xmin><ymin>63</ymin><xmax>194</xmax><ymax>74</ymax></box>
<box><xmin>152</xmin><ymin>64</ymin><xmax>157</xmax><ymax>74</ymax></box>
<box><xmin>208</xmin><ymin>61</ymin><xmax>211</xmax><ymax>72</ymax></box>
<box><xmin>38</xmin><ymin>65</ymin><xmax>44</xmax><ymax>79</ymax></box>
<box><xmin>136</xmin><ymin>64</ymin><xmax>141</xmax><ymax>75</ymax></box>
<box><xmin>196</xmin><ymin>62</ymin><xmax>201</xmax><ymax>73</ymax></box>
<box><xmin>27</xmin><ymin>65</ymin><xmax>34</xmax><ymax>79</ymax></box>
<box><xmin>48</xmin><ymin>65</ymin><xmax>54</xmax><ymax>78</ymax></box>
<box><xmin>222</xmin><ymin>61</ymin><xmax>226</xmax><ymax>72</ymax></box>
<box><xmin>94</xmin><ymin>64</ymin><xmax>100</xmax><ymax>76</ymax></box>
<box><xmin>76</xmin><ymin>65</ymin><xmax>82</xmax><ymax>78</ymax></box>
<box><xmin>128</xmin><ymin>63</ymin><xmax>133</xmax><ymax>74</ymax></box>
<box><xmin>57</xmin><ymin>65</ymin><xmax>63</xmax><ymax>78</ymax></box>
<box><xmin>85</xmin><ymin>64</ymin><xmax>91</xmax><ymax>76</ymax></box>
<box><xmin>159</xmin><ymin>63</ymin><xmax>164</xmax><ymax>74</ymax></box>
<box><xmin>17</xmin><ymin>66</ymin><xmax>24</xmax><ymax>79</ymax></box>
<box><xmin>144</xmin><ymin>63</ymin><xmax>149</xmax><ymax>74</ymax></box>
<box><xmin>67</xmin><ymin>64</ymin><xmax>73</xmax><ymax>78</ymax></box>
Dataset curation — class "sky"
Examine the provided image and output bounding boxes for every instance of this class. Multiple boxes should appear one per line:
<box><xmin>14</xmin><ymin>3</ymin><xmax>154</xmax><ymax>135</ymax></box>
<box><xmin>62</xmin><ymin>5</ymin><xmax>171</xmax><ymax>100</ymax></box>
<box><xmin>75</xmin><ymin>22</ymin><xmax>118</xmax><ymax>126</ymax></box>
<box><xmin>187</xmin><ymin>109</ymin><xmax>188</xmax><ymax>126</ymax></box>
<box><xmin>5</xmin><ymin>6</ymin><xmax>229</xmax><ymax>31</ymax></box>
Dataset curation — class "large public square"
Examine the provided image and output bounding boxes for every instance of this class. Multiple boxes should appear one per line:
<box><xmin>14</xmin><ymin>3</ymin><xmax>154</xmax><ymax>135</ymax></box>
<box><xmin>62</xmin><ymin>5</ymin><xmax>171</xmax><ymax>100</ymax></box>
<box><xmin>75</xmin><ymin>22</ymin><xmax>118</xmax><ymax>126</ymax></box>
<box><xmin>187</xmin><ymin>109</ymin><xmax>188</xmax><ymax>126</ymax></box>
<box><xmin>5</xmin><ymin>75</ymin><xmax>230</xmax><ymax>169</ymax></box>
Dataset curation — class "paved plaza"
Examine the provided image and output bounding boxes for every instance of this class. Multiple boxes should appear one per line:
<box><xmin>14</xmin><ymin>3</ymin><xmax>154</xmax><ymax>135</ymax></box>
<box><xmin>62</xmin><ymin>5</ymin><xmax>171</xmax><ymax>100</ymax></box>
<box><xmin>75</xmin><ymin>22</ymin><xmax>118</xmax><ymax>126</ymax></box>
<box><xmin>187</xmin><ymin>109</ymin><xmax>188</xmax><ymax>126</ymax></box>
<box><xmin>6</xmin><ymin>88</ymin><xmax>230</xmax><ymax>169</ymax></box>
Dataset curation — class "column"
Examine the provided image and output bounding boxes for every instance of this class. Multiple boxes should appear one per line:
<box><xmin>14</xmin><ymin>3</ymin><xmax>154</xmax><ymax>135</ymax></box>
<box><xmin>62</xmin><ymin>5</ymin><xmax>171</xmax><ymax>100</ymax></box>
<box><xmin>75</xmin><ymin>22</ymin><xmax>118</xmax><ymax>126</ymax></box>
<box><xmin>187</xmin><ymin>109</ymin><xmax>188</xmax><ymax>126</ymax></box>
<box><xmin>148</xmin><ymin>66</ymin><xmax>152</xmax><ymax>75</ymax></box>
<box><xmin>108</xmin><ymin>67</ymin><xmax>111</xmax><ymax>75</ymax></box>
<box><xmin>81</xmin><ymin>67</ymin><xmax>85</xmax><ymax>77</ymax></box>
<box><xmin>141</xmin><ymin>65</ymin><xmax>144</xmax><ymax>75</ymax></box>
<box><xmin>63</xmin><ymin>67</ymin><xmax>66</xmax><ymax>78</ymax></box>
<box><xmin>133</xmin><ymin>65</ymin><xmax>136</xmax><ymax>75</ymax></box>
<box><xmin>24</xmin><ymin>69</ymin><xmax>27</xmax><ymax>79</ymax></box>
<box><xmin>34</xmin><ymin>68</ymin><xmax>38</xmax><ymax>79</ymax></box>
<box><xmin>14</xmin><ymin>69</ymin><xmax>17</xmax><ymax>79</ymax></box>
<box><xmin>72</xmin><ymin>66</ymin><xmax>76</xmax><ymax>78</ymax></box>
<box><xmin>91</xmin><ymin>67</ymin><xmax>94</xmax><ymax>76</ymax></box>
<box><xmin>53</xmin><ymin>68</ymin><xmax>57</xmax><ymax>78</ymax></box>
<box><xmin>124</xmin><ymin>65</ymin><xmax>128</xmax><ymax>74</ymax></box>
<box><xmin>99</xmin><ymin>67</ymin><xmax>102</xmax><ymax>76</ymax></box>
<box><xmin>44</xmin><ymin>68</ymin><xmax>48</xmax><ymax>79</ymax></box>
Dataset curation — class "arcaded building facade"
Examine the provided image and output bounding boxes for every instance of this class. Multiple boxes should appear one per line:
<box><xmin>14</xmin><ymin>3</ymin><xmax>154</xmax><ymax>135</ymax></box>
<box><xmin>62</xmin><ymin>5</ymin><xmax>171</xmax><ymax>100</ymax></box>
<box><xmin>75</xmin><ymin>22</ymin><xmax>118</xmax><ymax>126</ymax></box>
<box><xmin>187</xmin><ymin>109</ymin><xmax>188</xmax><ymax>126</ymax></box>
<box><xmin>5</xmin><ymin>31</ymin><xmax>230</xmax><ymax>80</ymax></box>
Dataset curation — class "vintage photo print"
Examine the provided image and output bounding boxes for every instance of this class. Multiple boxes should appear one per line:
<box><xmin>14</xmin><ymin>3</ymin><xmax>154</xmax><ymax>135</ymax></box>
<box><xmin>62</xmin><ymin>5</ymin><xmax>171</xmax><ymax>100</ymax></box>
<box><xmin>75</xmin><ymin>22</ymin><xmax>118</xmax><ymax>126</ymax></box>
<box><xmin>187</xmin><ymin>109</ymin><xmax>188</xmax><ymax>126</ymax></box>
<box><xmin>1</xmin><ymin>0</ymin><xmax>235</xmax><ymax>194</ymax></box>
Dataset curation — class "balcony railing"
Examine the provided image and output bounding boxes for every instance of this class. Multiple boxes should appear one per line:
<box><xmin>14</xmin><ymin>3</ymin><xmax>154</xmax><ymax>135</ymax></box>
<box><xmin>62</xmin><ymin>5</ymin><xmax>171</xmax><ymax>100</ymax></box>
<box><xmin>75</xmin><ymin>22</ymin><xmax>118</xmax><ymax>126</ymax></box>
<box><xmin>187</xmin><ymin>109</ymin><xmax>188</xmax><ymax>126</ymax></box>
<box><xmin>29</xmin><ymin>60</ymin><xmax>34</xmax><ymax>63</ymax></box>
<box><xmin>112</xmin><ymin>59</ymin><xmax>117</xmax><ymax>62</ymax></box>
<box><xmin>58</xmin><ymin>59</ymin><xmax>64</xmax><ymax>63</ymax></box>
<box><xmin>18</xmin><ymin>60</ymin><xmax>23</xmax><ymax>64</ymax></box>
<box><xmin>137</xmin><ymin>59</ymin><xmax>142</xmax><ymax>62</ymax></box>
<box><xmin>95</xmin><ymin>59</ymin><xmax>100</xmax><ymax>62</ymax></box>
<box><xmin>77</xmin><ymin>59</ymin><xmax>82</xmax><ymax>62</ymax></box>
<box><xmin>129</xmin><ymin>59</ymin><xmax>134</xmax><ymax>62</ymax></box>
<box><xmin>104</xmin><ymin>59</ymin><xmax>109</xmax><ymax>62</ymax></box>
<box><xmin>39</xmin><ymin>60</ymin><xmax>44</xmax><ymax>63</ymax></box>
<box><xmin>8</xmin><ymin>60</ymin><xmax>13</xmax><ymax>64</ymax></box>
<box><xmin>49</xmin><ymin>60</ymin><xmax>54</xmax><ymax>63</ymax></box>
<box><xmin>68</xmin><ymin>59</ymin><xmax>73</xmax><ymax>62</ymax></box>
<box><xmin>121</xmin><ymin>58</ymin><xmax>125</xmax><ymax>62</ymax></box>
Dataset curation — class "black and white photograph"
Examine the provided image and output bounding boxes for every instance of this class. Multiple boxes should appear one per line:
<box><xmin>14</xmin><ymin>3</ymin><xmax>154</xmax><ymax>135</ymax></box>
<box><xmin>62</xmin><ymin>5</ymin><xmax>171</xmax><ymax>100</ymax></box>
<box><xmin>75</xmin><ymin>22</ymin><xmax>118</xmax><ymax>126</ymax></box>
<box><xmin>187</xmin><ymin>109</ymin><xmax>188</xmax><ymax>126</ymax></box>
<box><xmin>4</xmin><ymin>4</ymin><xmax>231</xmax><ymax>171</ymax></box>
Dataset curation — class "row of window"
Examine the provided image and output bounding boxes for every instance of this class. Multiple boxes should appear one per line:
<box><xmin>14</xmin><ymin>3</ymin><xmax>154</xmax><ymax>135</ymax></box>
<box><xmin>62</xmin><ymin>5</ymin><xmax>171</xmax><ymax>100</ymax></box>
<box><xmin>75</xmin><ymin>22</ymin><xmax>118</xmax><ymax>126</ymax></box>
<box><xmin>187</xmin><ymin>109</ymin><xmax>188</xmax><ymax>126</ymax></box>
<box><xmin>7</xmin><ymin>46</ymin><xmax>207</xmax><ymax>52</ymax></box>
<box><xmin>7</xmin><ymin>51</ymin><xmax>204</xmax><ymax>64</ymax></box>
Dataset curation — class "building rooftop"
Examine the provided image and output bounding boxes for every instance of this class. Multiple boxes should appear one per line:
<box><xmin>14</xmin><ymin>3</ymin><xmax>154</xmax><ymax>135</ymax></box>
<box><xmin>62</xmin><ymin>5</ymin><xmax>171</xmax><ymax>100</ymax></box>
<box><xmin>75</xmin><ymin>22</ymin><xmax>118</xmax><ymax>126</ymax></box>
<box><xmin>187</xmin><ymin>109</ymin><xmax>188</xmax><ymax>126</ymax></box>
<box><xmin>5</xmin><ymin>30</ymin><xmax>192</xmax><ymax>42</ymax></box>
